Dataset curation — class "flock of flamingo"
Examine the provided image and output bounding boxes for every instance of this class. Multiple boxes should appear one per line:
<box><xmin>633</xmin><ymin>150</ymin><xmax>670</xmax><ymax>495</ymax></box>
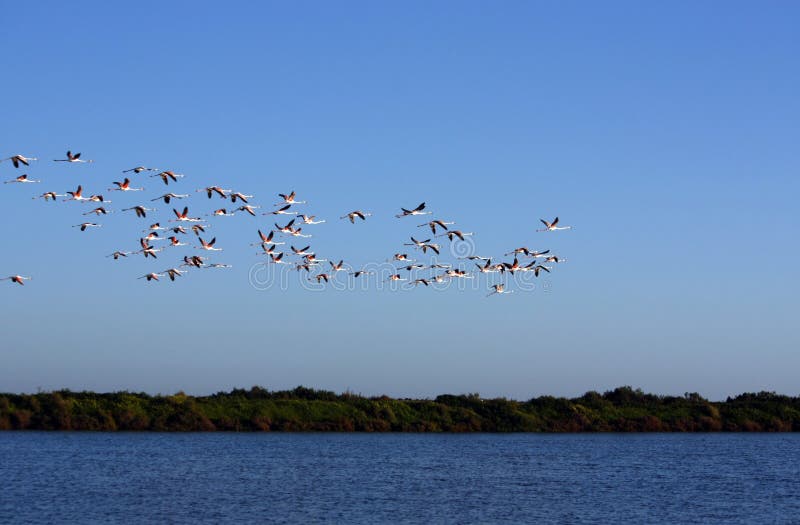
<box><xmin>1</xmin><ymin>152</ymin><xmax>571</xmax><ymax>296</ymax></box>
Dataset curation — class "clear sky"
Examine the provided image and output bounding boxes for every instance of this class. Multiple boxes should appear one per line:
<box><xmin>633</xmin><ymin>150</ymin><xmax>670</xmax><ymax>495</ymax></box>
<box><xmin>1</xmin><ymin>1</ymin><xmax>798</xmax><ymax>400</ymax></box>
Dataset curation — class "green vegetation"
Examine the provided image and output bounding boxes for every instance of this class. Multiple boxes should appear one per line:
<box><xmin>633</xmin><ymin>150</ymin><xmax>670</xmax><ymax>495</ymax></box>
<box><xmin>0</xmin><ymin>386</ymin><xmax>798</xmax><ymax>432</ymax></box>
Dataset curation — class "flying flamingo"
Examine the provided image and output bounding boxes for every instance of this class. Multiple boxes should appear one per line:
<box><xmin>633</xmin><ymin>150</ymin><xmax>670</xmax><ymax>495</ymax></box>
<box><xmin>2</xmin><ymin>155</ymin><xmax>37</xmax><ymax>168</ymax></box>
<box><xmin>396</xmin><ymin>202</ymin><xmax>430</xmax><ymax>218</ymax></box>
<box><xmin>229</xmin><ymin>192</ymin><xmax>253</xmax><ymax>203</ymax></box>
<box><xmin>167</xmin><ymin>236</ymin><xmax>188</xmax><ymax>247</ymax></box>
<box><xmin>236</xmin><ymin>205</ymin><xmax>260</xmax><ymax>216</ymax></box>
<box><xmin>265</xmin><ymin>204</ymin><xmax>297</xmax><ymax>216</ymax></box>
<box><xmin>277</xmin><ymin>191</ymin><xmax>305</xmax><ymax>205</ymax></box>
<box><xmin>106</xmin><ymin>251</ymin><xmax>132</xmax><ymax>260</ymax></box>
<box><xmin>340</xmin><ymin>210</ymin><xmax>371</xmax><ymax>223</ymax></box>
<box><xmin>2</xmin><ymin>275</ymin><xmax>31</xmax><ymax>285</ymax></box>
<box><xmin>437</xmin><ymin>230</ymin><xmax>473</xmax><ymax>242</ymax></box>
<box><xmin>162</xmin><ymin>268</ymin><xmax>187</xmax><ymax>281</ymax></box>
<box><xmin>418</xmin><ymin>219</ymin><xmax>453</xmax><ymax>235</ymax></box>
<box><xmin>197</xmin><ymin>237</ymin><xmax>222</xmax><ymax>251</ymax></box>
<box><xmin>151</xmin><ymin>171</ymin><xmax>183</xmax><ymax>185</ymax></box>
<box><xmin>73</xmin><ymin>222</ymin><xmax>102</xmax><ymax>231</ymax></box>
<box><xmin>123</xmin><ymin>166</ymin><xmax>159</xmax><ymax>174</ymax></box>
<box><xmin>32</xmin><ymin>191</ymin><xmax>65</xmax><ymax>202</ymax></box>
<box><xmin>54</xmin><ymin>151</ymin><xmax>93</xmax><ymax>163</ymax></box>
<box><xmin>299</xmin><ymin>215</ymin><xmax>325</xmax><ymax>225</ymax></box>
<box><xmin>83</xmin><ymin>207</ymin><xmax>110</xmax><ymax>216</ymax></box>
<box><xmin>537</xmin><ymin>217</ymin><xmax>572</xmax><ymax>232</ymax></box>
<box><xmin>122</xmin><ymin>205</ymin><xmax>155</xmax><ymax>218</ymax></box>
<box><xmin>151</xmin><ymin>193</ymin><xmax>189</xmax><ymax>204</ymax></box>
<box><xmin>487</xmin><ymin>284</ymin><xmax>513</xmax><ymax>297</ymax></box>
<box><xmin>197</xmin><ymin>186</ymin><xmax>231</xmax><ymax>199</ymax></box>
<box><xmin>172</xmin><ymin>207</ymin><xmax>203</xmax><ymax>222</ymax></box>
<box><xmin>253</xmin><ymin>229</ymin><xmax>284</xmax><ymax>246</ymax></box>
<box><xmin>209</xmin><ymin>208</ymin><xmax>235</xmax><ymax>217</ymax></box>
<box><xmin>138</xmin><ymin>272</ymin><xmax>163</xmax><ymax>282</ymax></box>
<box><xmin>108</xmin><ymin>178</ymin><xmax>143</xmax><ymax>192</ymax></box>
<box><xmin>4</xmin><ymin>174</ymin><xmax>40</xmax><ymax>184</ymax></box>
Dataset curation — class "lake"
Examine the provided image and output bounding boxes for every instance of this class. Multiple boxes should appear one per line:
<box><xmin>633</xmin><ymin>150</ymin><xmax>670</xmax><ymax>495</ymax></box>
<box><xmin>1</xmin><ymin>433</ymin><xmax>798</xmax><ymax>523</ymax></box>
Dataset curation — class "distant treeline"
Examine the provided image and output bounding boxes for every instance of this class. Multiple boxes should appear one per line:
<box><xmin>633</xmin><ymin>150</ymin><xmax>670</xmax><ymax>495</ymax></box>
<box><xmin>1</xmin><ymin>386</ymin><xmax>799</xmax><ymax>432</ymax></box>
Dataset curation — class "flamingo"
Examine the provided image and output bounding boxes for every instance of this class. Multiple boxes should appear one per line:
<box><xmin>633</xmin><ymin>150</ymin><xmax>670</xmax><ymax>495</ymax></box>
<box><xmin>72</xmin><ymin>222</ymin><xmax>102</xmax><ymax>231</ymax></box>
<box><xmin>87</xmin><ymin>194</ymin><xmax>108</xmax><ymax>203</ymax></box>
<box><xmin>54</xmin><ymin>151</ymin><xmax>93</xmax><ymax>163</ymax></box>
<box><xmin>295</xmin><ymin>262</ymin><xmax>313</xmax><ymax>273</ymax></box>
<box><xmin>543</xmin><ymin>256</ymin><xmax>564</xmax><ymax>263</ymax></box>
<box><xmin>329</xmin><ymin>260</ymin><xmax>346</xmax><ymax>273</ymax></box>
<box><xmin>32</xmin><ymin>191</ymin><xmax>65</xmax><ymax>202</ymax></box>
<box><xmin>4</xmin><ymin>174</ymin><xmax>40</xmax><ymax>184</ymax></box>
<box><xmin>209</xmin><ymin>208</ymin><xmax>235</xmax><ymax>217</ymax></box>
<box><xmin>396</xmin><ymin>202</ymin><xmax>430</xmax><ymax>218</ymax></box>
<box><xmin>291</xmin><ymin>245</ymin><xmax>313</xmax><ymax>256</ymax></box>
<box><xmin>253</xmin><ymin>229</ymin><xmax>285</xmax><ymax>246</ymax></box>
<box><xmin>444</xmin><ymin>269</ymin><xmax>472</xmax><ymax>279</ymax></box>
<box><xmin>393</xmin><ymin>254</ymin><xmax>414</xmax><ymax>262</ymax></box>
<box><xmin>537</xmin><ymin>217</ymin><xmax>572</xmax><ymax>232</ymax></box>
<box><xmin>229</xmin><ymin>192</ymin><xmax>253</xmax><ymax>203</ymax></box>
<box><xmin>460</xmin><ymin>255</ymin><xmax>491</xmax><ymax>261</ymax></box>
<box><xmin>487</xmin><ymin>284</ymin><xmax>513</xmax><ymax>297</ymax></box>
<box><xmin>413</xmin><ymin>278</ymin><xmax>431</xmax><ymax>287</ymax></box>
<box><xmin>304</xmin><ymin>253</ymin><xmax>327</xmax><ymax>264</ymax></box>
<box><xmin>138</xmin><ymin>238</ymin><xmax>162</xmax><ymax>259</ymax></box>
<box><xmin>109</xmin><ymin>178</ymin><xmax>143</xmax><ymax>192</ymax></box>
<box><xmin>421</xmin><ymin>243</ymin><xmax>440</xmax><ymax>255</ymax></box>
<box><xmin>197</xmin><ymin>237</ymin><xmax>222</xmax><ymax>251</ymax></box>
<box><xmin>312</xmin><ymin>273</ymin><xmax>330</xmax><ymax>283</ymax></box>
<box><xmin>122</xmin><ymin>205</ymin><xmax>154</xmax><ymax>218</ymax></box>
<box><xmin>123</xmin><ymin>166</ymin><xmax>159</xmax><ymax>174</ymax></box>
<box><xmin>144</xmin><ymin>223</ymin><xmax>166</xmax><ymax>232</ymax></box>
<box><xmin>277</xmin><ymin>191</ymin><xmax>305</xmax><ymax>205</ymax></box>
<box><xmin>404</xmin><ymin>237</ymin><xmax>430</xmax><ymax>249</ymax></box>
<box><xmin>83</xmin><ymin>207</ymin><xmax>110</xmax><ymax>216</ymax></box>
<box><xmin>197</xmin><ymin>186</ymin><xmax>231</xmax><ymax>199</ymax></box>
<box><xmin>299</xmin><ymin>215</ymin><xmax>325</xmax><ymax>225</ymax></box>
<box><xmin>288</xmin><ymin>227</ymin><xmax>311</xmax><ymax>238</ymax></box>
<box><xmin>191</xmin><ymin>224</ymin><xmax>210</xmax><ymax>236</ymax></box>
<box><xmin>162</xmin><ymin>268</ymin><xmax>187</xmax><ymax>281</ymax></box>
<box><xmin>106</xmin><ymin>251</ymin><xmax>132</xmax><ymax>260</ymax></box>
<box><xmin>350</xmin><ymin>270</ymin><xmax>374</xmax><ymax>278</ymax></box>
<box><xmin>418</xmin><ymin>219</ymin><xmax>453</xmax><ymax>235</ymax></box>
<box><xmin>437</xmin><ymin>230</ymin><xmax>473</xmax><ymax>242</ymax></box>
<box><xmin>169</xmin><ymin>226</ymin><xmax>188</xmax><ymax>235</ymax></box>
<box><xmin>397</xmin><ymin>264</ymin><xmax>424</xmax><ymax>271</ymax></box>
<box><xmin>138</xmin><ymin>272</ymin><xmax>163</xmax><ymax>282</ymax></box>
<box><xmin>269</xmin><ymin>252</ymin><xmax>289</xmax><ymax>265</ymax></box>
<box><xmin>182</xmin><ymin>255</ymin><xmax>206</xmax><ymax>268</ymax></box>
<box><xmin>151</xmin><ymin>193</ymin><xmax>189</xmax><ymax>204</ymax></box>
<box><xmin>172</xmin><ymin>207</ymin><xmax>203</xmax><ymax>222</ymax></box>
<box><xmin>275</xmin><ymin>219</ymin><xmax>296</xmax><ymax>234</ymax></box>
<box><xmin>64</xmin><ymin>186</ymin><xmax>90</xmax><ymax>201</ymax></box>
<box><xmin>475</xmin><ymin>259</ymin><xmax>502</xmax><ymax>274</ymax></box>
<box><xmin>236</xmin><ymin>205</ymin><xmax>260</xmax><ymax>216</ymax></box>
<box><xmin>340</xmin><ymin>210</ymin><xmax>371</xmax><ymax>223</ymax></box>
<box><xmin>2</xmin><ymin>155</ymin><xmax>37</xmax><ymax>168</ymax></box>
<box><xmin>502</xmin><ymin>258</ymin><xmax>523</xmax><ymax>274</ymax></box>
<box><xmin>151</xmin><ymin>170</ymin><xmax>184</xmax><ymax>185</ymax></box>
<box><xmin>142</xmin><ymin>232</ymin><xmax>164</xmax><ymax>243</ymax></box>
<box><xmin>387</xmin><ymin>274</ymin><xmax>406</xmax><ymax>282</ymax></box>
<box><xmin>265</xmin><ymin>204</ymin><xmax>297</xmax><ymax>216</ymax></box>
<box><xmin>258</xmin><ymin>243</ymin><xmax>278</xmax><ymax>256</ymax></box>
<box><xmin>2</xmin><ymin>275</ymin><xmax>31</xmax><ymax>285</ymax></box>
<box><xmin>205</xmin><ymin>263</ymin><xmax>232</xmax><ymax>269</ymax></box>
<box><xmin>427</xmin><ymin>263</ymin><xmax>452</xmax><ymax>269</ymax></box>
<box><xmin>167</xmin><ymin>236</ymin><xmax>188</xmax><ymax>247</ymax></box>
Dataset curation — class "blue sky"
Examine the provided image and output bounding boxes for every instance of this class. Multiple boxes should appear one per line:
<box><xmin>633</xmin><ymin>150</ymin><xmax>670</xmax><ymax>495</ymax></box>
<box><xmin>1</xmin><ymin>1</ymin><xmax>798</xmax><ymax>400</ymax></box>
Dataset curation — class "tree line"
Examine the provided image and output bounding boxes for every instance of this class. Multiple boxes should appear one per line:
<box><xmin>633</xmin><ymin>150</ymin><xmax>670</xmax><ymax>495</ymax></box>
<box><xmin>1</xmin><ymin>386</ymin><xmax>798</xmax><ymax>432</ymax></box>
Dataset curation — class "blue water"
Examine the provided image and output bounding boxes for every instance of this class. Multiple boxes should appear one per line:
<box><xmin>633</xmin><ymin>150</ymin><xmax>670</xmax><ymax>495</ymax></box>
<box><xmin>1</xmin><ymin>433</ymin><xmax>798</xmax><ymax>524</ymax></box>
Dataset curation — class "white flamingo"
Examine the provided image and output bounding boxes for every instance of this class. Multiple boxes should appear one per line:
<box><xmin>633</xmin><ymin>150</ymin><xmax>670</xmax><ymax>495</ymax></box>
<box><xmin>72</xmin><ymin>222</ymin><xmax>102</xmax><ymax>231</ymax></box>
<box><xmin>396</xmin><ymin>202</ymin><xmax>430</xmax><ymax>218</ymax></box>
<box><xmin>151</xmin><ymin>193</ymin><xmax>189</xmax><ymax>204</ymax></box>
<box><xmin>54</xmin><ymin>150</ymin><xmax>93</xmax><ymax>163</ymax></box>
<box><xmin>33</xmin><ymin>191</ymin><xmax>65</xmax><ymax>202</ymax></box>
<box><xmin>2</xmin><ymin>155</ymin><xmax>37</xmax><ymax>168</ymax></box>
<box><xmin>151</xmin><ymin>171</ymin><xmax>184</xmax><ymax>185</ymax></box>
<box><xmin>109</xmin><ymin>178</ymin><xmax>143</xmax><ymax>192</ymax></box>
<box><xmin>340</xmin><ymin>210</ymin><xmax>371</xmax><ymax>223</ymax></box>
<box><xmin>4</xmin><ymin>174</ymin><xmax>40</xmax><ymax>184</ymax></box>
<box><xmin>197</xmin><ymin>237</ymin><xmax>222</xmax><ymax>251</ymax></box>
<box><xmin>537</xmin><ymin>217</ymin><xmax>572</xmax><ymax>232</ymax></box>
